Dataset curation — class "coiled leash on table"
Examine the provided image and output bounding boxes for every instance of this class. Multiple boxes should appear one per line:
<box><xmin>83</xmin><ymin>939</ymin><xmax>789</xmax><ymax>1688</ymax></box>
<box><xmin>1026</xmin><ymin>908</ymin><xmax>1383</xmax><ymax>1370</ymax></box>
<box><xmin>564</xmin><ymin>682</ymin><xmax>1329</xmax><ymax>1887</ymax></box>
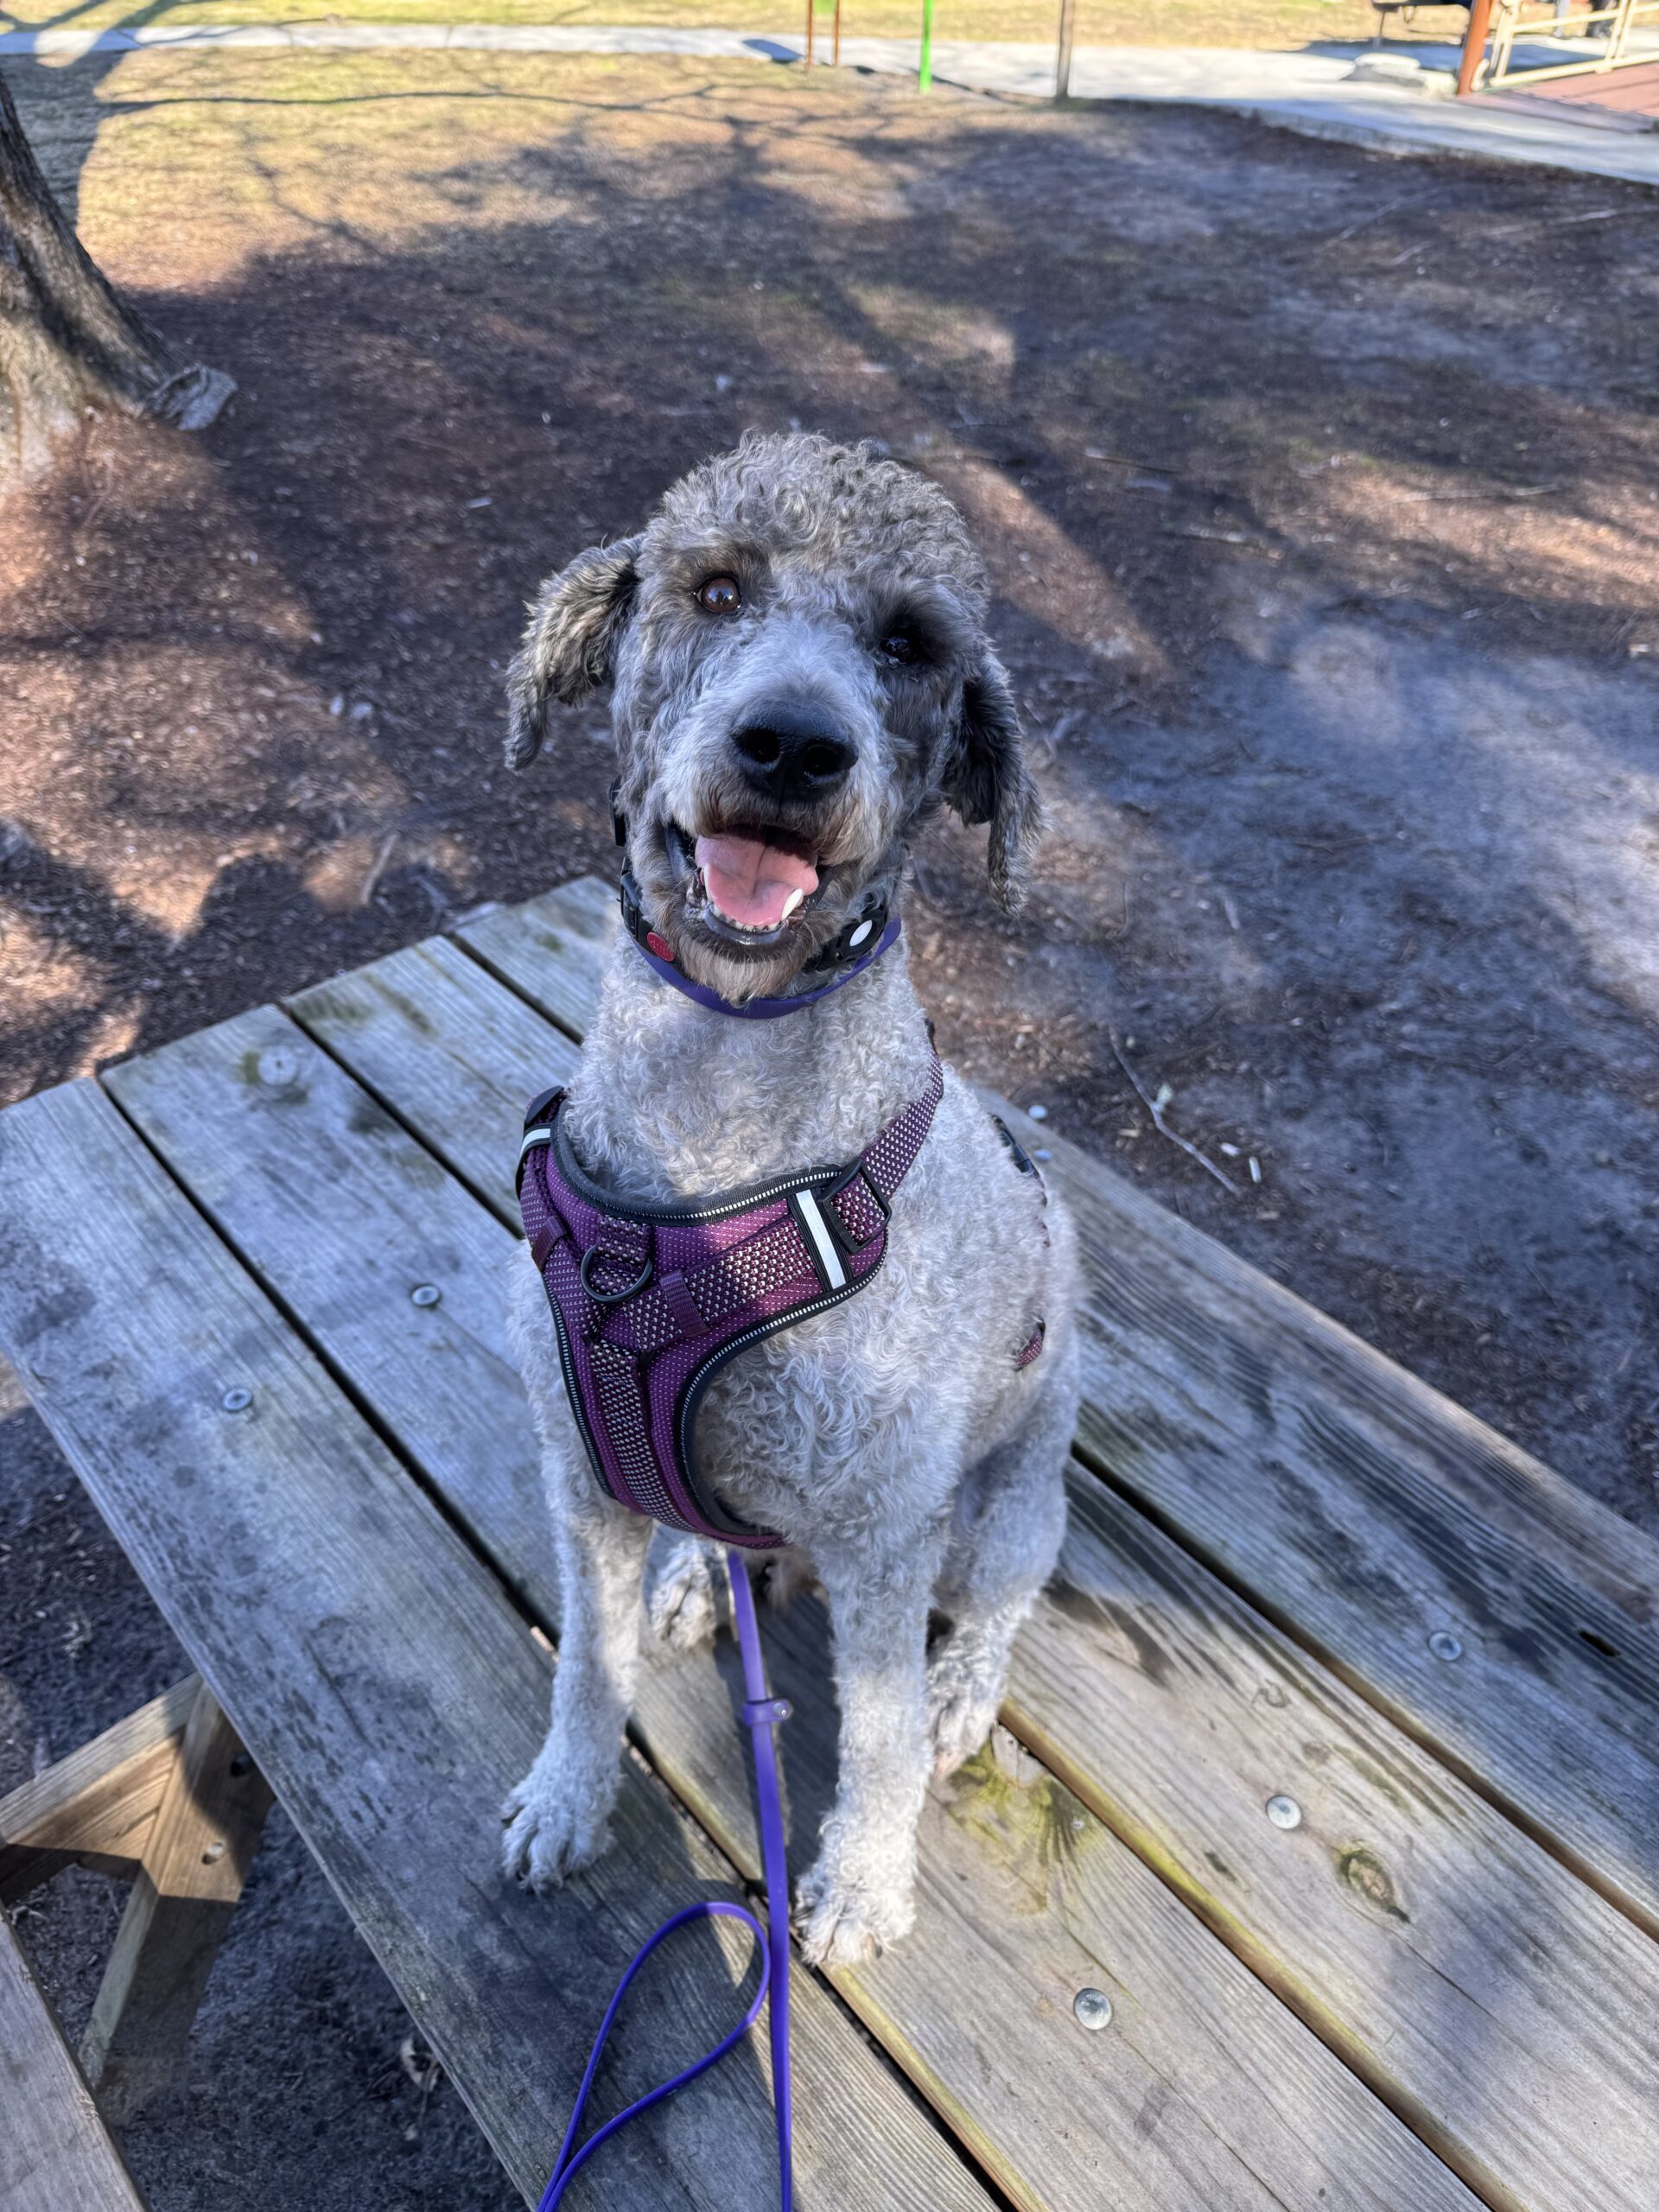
<box><xmin>537</xmin><ymin>1554</ymin><xmax>794</xmax><ymax>2210</ymax></box>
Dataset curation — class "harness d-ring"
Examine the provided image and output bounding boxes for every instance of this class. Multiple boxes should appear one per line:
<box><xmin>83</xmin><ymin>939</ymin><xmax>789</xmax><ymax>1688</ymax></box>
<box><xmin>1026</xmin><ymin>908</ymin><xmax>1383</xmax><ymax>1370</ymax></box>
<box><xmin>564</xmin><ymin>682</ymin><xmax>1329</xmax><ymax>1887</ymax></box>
<box><xmin>580</xmin><ymin>1246</ymin><xmax>654</xmax><ymax>1306</ymax></box>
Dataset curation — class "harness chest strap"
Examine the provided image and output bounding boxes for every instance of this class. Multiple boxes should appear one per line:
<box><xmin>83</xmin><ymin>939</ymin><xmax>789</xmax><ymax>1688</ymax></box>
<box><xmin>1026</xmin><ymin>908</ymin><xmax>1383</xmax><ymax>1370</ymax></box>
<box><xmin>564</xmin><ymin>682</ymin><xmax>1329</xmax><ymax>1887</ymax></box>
<box><xmin>517</xmin><ymin>1057</ymin><xmax>947</xmax><ymax>1548</ymax></box>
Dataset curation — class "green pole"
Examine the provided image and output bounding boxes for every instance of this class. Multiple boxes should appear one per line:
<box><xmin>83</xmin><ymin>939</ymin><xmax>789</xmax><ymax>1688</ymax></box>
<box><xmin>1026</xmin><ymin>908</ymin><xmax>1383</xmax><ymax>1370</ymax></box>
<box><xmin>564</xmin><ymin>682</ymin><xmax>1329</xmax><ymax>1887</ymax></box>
<box><xmin>919</xmin><ymin>0</ymin><xmax>935</xmax><ymax>92</ymax></box>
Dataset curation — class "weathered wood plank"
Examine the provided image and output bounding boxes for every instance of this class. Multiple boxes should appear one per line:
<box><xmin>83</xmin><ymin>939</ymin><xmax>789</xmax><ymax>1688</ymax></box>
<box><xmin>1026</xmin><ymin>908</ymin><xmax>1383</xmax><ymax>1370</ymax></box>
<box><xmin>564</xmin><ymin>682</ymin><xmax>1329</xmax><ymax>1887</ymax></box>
<box><xmin>458</xmin><ymin>880</ymin><xmax>1659</xmax><ymax>1937</ymax></box>
<box><xmin>1041</xmin><ymin>1106</ymin><xmax>1659</xmax><ymax>1935</ymax></box>
<box><xmin>81</xmin><ymin>1685</ymin><xmax>274</xmax><ymax>2121</ymax></box>
<box><xmin>458</xmin><ymin>876</ymin><xmax>614</xmax><ymax>1046</ymax></box>
<box><xmin>0</xmin><ymin>1079</ymin><xmax>992</xmax><ymax>2212</ymax></box>
<box><xmin>0</xmin><ymin>1918</ymin><xmax>148</xmax><ymax>2212</ymax></box>
<box><xmin>109</xmin><ymin>1001</ymin><xmax>1479</xmax><ymax>2212</ymax></box>
<box><xmin>289</xmin><ymin>931</ymin><xmax>579</xmax><ymax>1217</ymax></box>
<box><xmin>1010</xmin><ymin>1471</ymin><xmax>1659</xmax><ymax>2212</ymax></box>
<box><xmin>108</xmin><ymin>1015</ymin><xmax>538</xmax><ymax>1613</ymax></box>
<box><xmin>683</xmin><ymin>1606</ymin><xmax>1484</xmax><ymax>2212</ymax></box>
<box><xmin>0</xmin><ymin>1676</ymin><xmax>198</xmax><ymax>1904</ymax></box>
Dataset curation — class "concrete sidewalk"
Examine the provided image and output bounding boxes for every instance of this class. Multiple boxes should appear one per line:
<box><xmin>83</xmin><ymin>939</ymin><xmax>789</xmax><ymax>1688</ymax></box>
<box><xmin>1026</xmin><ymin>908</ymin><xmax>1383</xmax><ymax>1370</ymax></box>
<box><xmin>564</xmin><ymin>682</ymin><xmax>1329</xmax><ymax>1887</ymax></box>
<box><xmin>3</xmin><ymin>21</ymin><xmax>1656</xmax><ymax>189</ymax></box>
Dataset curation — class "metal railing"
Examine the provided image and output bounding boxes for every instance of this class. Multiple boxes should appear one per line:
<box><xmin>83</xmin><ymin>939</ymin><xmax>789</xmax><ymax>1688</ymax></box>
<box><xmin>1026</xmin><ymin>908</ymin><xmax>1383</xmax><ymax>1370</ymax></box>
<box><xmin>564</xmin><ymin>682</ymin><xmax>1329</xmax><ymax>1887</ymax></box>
<box><xmin>1468</xmin><ymin>0</ymin><xmax>1659</xmax><ymax>90</ymax></box>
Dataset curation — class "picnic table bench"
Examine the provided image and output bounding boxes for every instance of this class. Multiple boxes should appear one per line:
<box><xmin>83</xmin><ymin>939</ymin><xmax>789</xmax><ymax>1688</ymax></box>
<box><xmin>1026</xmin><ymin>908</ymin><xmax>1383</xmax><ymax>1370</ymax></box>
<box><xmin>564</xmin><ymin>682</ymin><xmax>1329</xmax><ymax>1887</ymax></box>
<box><xmin>3</xmin><ymin>873</ymin><xmax>1657</xmax><ymax>2210</ymax></box>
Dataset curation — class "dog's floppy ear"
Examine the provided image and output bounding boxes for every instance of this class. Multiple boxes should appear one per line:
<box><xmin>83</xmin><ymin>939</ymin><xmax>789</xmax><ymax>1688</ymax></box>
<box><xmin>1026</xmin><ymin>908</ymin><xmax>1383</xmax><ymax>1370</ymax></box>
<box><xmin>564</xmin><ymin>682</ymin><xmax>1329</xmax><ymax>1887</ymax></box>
<box><xmin>505</xmin><ymin>535</ymin><xmax>643</xmax><ymax>768</ymax></box>
<box><xmin>941</xmin><ymin>652</ymin><xmax>1043</xmax><ymax>912</ymax></box>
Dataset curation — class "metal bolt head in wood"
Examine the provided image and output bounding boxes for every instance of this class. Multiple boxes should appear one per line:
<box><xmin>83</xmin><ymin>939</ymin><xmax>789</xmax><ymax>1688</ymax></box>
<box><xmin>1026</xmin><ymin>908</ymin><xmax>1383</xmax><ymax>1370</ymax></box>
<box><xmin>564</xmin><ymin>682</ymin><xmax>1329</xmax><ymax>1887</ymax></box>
<box><xmin>410</xmin><ymin>1284</ymin><xmax>442</xmax><ymax>1307</ymax></box>
<box><xmin>1429</xmin><ymin>1630</ymin><xmax>1464</xmax><ymax>1662</ymax></box>
<box><xmin>220</xmin><ymin>1388</ymin><xmax>251</xmax><ymax>1412</ymax></box>
<box><xmin>1072</xmin><ymin>1987</ymin><xmax>1113</xmax><ymax>2031</ymax></box>
<box><xmin>255</xmin><ymin>1046</ymin><xmax>298</xmax><ymax>1090</ymax></box>
<box><xmin>1266</xmin><ymin>1794</ymin><xmax>1302</xmax><ymax>1830</ymax></box>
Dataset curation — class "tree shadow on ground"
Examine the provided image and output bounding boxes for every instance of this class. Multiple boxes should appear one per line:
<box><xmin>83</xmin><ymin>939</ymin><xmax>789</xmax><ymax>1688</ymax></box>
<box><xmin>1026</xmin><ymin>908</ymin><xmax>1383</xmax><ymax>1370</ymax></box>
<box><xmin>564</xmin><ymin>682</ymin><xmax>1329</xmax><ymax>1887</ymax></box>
<box><xmin>1</xmin><ymin>0</ymin><xmax>224</xmax><ymax>221</ymax></box>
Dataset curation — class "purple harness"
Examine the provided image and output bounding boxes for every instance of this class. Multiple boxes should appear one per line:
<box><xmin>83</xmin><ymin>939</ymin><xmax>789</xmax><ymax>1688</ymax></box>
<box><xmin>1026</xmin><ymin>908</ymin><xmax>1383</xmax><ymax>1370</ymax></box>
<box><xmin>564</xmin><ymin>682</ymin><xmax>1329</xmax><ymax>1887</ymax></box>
<box><xmin>517</xmin><ymin>1057</ymin><xmax>944</xmax><ymax>1550</ymax></box>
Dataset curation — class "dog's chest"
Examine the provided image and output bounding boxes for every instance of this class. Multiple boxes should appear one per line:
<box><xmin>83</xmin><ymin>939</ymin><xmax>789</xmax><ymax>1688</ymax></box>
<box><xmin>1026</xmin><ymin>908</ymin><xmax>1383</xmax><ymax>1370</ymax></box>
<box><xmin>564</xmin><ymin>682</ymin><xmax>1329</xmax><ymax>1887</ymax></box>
<box><xmin>551</xmin><ymin>961</ymin><xmax>1051</xmax><ymax>1533</ymax></box>
<box><xmin>690</xmin><ymin>1280</ymin><xmax>959</xmax><ymax>1527</ymax></box>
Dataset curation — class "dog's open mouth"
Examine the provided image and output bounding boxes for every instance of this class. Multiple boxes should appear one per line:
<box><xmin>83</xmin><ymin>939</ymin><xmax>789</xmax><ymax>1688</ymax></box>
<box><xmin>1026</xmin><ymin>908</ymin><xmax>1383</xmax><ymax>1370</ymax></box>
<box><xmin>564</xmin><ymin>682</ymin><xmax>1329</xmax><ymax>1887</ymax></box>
<box><xmin>667</xmin><ymin>821</ymin><xmax>829</xmax><ymax>948</ymax></box>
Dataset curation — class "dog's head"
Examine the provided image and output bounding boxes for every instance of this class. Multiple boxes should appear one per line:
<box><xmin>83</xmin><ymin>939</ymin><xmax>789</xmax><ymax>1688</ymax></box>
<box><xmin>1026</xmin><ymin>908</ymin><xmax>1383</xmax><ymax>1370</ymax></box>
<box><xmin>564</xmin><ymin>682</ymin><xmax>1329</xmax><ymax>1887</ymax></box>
<box><xmin>505</xmin><ymin>430</ymin><xmax>1041</xmax><ymax>1001</ymax></box>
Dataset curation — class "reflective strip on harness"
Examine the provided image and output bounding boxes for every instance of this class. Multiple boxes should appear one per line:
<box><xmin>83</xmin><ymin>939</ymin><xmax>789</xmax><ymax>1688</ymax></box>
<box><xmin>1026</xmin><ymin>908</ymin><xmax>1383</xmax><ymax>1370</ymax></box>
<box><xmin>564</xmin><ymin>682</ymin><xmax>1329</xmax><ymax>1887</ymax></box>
<box><xmin>791</xmin><ymin>1189</ymin><xmax>847</xmax><ymax>1291</ymax></box>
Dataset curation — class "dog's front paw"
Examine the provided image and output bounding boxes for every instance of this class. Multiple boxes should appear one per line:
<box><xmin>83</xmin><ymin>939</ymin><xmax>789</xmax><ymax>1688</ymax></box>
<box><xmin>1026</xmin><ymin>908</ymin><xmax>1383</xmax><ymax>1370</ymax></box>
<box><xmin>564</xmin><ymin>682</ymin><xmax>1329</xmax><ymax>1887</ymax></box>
<box><xmin>795</xmin><ymin>1850</ymin><xmax>915</xmax><ymax>1969</ymax></box>
<box><xmin>645</xmin><ymin>1531</ymin><xmax>721</xmax><ymax>1654</ymax></box>
<box><xmin>925</xmin><ymin>1664</ymin><xmax>1000</xmax><ymax>1783</ymax></box>
<box><xmin>500</xmin><ymin>1757</ymin><xmax>613</xmax><ymax>1891</ymax></box>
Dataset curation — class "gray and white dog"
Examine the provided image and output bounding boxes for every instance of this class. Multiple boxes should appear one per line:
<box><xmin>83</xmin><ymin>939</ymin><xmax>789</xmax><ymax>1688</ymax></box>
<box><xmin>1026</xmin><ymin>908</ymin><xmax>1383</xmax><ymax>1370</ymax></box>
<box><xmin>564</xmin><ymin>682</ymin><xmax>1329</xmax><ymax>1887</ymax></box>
<box><xmin>499</xmin><ymin>431</ymin><xmax>1079</xmax><ymax>1966</ymax></box>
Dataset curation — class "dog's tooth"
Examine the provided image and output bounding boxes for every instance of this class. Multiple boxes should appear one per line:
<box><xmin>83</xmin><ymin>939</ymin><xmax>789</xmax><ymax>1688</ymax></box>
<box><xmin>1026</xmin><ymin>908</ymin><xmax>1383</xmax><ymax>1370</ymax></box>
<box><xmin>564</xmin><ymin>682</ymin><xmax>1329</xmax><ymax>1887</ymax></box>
<box><xmin>779</xmin><ymin>887</ymin><xmax>804</xmax><ymax>920</ymax></box>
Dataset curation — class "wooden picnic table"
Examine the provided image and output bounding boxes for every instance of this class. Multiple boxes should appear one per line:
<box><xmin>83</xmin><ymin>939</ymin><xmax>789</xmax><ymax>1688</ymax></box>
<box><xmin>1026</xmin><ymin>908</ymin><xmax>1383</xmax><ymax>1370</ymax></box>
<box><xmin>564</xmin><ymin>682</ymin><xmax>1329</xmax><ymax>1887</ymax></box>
<box><xmin>2</xmin><ymin>873</ymin><xmax>1657</xmax><ymax>2210</ymax></box>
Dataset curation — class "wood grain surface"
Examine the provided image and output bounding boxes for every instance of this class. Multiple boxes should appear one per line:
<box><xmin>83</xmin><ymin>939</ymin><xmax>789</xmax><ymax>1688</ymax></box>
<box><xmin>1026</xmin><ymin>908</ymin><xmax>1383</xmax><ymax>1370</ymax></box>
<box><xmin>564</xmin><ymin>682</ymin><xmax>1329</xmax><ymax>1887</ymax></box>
<box><xmin>0</xmin><ymin>1676</ymin><xmax>197</xmax><ymax>1904</ymax></box>
<box><xmin>0</xmin><ymin>1918</ymin><xmax>147</xmax><ymax>2212</ymax></box>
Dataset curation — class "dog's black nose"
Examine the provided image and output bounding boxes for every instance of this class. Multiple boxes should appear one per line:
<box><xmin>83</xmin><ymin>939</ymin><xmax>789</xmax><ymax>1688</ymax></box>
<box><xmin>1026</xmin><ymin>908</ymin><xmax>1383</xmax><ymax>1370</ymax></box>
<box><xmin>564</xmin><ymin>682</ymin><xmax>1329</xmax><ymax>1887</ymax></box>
<box><xmin>730</xmin><ymin>702</ymin><xmax>857</xmax><ymax>803</ymax></box>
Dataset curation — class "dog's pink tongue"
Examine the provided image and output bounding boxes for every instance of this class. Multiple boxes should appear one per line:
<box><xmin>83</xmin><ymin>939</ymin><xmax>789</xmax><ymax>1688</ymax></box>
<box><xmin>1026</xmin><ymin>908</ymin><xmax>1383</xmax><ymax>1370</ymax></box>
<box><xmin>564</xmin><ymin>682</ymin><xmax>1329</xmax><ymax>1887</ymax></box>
<box><xmin>696</xmin><ymin>832</ymin><xmax>818</xmax><ymax>930</ymax></box>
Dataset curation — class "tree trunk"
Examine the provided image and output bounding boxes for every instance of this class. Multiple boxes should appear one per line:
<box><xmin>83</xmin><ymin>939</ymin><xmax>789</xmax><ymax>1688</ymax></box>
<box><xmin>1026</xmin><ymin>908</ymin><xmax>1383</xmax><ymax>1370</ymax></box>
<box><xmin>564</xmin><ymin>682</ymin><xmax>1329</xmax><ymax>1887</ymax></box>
<box><xmin>0</xmin><ymin>67</ymin><xmax>232</xmax><ymax>491</ymax></box>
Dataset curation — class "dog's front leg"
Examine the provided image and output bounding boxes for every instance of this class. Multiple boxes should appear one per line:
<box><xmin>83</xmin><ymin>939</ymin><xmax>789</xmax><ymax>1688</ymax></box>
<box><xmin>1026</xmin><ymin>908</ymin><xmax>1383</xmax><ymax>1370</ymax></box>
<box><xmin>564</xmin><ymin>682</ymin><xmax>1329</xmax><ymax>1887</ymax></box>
<box><xmin>501</xmin><ymin>1471</ymin><xmax>652</xmax><ymax>1891</ymax></box>
<box><xmin>798</xmin><ymin>1529</ymin><xmax>943</xmax><ymax>1967</ymax></box>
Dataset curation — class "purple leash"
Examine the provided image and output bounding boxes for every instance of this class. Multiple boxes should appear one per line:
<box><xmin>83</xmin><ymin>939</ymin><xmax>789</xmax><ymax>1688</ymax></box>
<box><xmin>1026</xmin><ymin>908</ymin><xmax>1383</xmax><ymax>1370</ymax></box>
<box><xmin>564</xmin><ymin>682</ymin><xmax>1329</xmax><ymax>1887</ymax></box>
<box><xmin>537</xmin><ymin>1553</ymin><xmax>793</xmax><ymax>2210</ymax></box>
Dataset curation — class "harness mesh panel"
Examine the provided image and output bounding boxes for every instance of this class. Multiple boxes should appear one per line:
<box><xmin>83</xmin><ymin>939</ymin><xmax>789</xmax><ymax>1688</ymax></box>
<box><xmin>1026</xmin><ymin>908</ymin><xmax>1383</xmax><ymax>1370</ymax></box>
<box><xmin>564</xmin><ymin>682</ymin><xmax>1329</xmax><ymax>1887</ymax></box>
<box><xmin>519</xmin><ymin>1057</ymin><xmax>946</xmax><ymax>1548</ymax></box>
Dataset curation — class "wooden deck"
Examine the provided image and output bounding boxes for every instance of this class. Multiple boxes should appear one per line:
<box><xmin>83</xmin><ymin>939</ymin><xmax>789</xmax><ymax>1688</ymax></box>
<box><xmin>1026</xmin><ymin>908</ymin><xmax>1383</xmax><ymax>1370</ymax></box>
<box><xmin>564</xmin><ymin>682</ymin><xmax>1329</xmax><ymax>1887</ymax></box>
<box><xmin>2</xmin><ymin>873</ymin><xmax>1656</xmax><ymax>2210</ymax></box>
<box><xmin>1470</xmin><ymin>64</ymin><xmax>1659</xmax><ymax>130</ymax></box>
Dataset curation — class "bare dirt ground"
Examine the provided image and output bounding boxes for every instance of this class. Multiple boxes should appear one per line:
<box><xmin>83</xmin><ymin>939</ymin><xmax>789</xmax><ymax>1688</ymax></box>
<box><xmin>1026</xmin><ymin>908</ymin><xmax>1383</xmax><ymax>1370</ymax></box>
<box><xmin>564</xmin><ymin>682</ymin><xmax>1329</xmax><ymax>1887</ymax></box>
<box><xmin>3</xmin><ymin>45</ymin><xmax>1658</xmax><ymax>2207</ymax></box>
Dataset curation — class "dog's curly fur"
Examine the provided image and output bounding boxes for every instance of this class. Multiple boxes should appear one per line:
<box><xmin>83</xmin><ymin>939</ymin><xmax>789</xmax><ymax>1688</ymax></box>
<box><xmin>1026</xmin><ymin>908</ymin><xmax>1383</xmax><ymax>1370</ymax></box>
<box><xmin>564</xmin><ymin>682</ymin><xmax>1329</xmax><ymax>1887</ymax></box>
<box><xmin>499</xmin><ymin>433</ymin><xmax>1079</xmax><ymax>1966</ymax></box>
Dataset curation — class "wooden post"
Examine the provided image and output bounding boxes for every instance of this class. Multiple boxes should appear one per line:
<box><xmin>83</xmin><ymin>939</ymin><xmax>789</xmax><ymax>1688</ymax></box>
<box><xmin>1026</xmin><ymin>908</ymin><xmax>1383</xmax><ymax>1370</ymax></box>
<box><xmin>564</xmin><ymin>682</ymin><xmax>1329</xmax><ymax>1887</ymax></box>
<box><xmin>0</xmin><ymin>1923</ymin><xmax>147</xmax><ymax>2212</ymax></box>
<box><xmin>806</xmin><ymin>0</ymin><xmax>840</xmax><ymax>68</ymax></box>
<box><xmin>919</xmin><ymin>0</ymin><xmax>935</xmax><ymax>92</ymax></box>
<box><xmin>1456</xmin><ymin>0</ymin><xmax>1494</xmax><ymax>93</ymax></box>
<box><xmin>0</xmin><ymin>1677</ymin><xmax>198</xmax><ymax>1905</ymax></box>
<box><xmin>1056</xmin><ymin>0</ymin><xmax>1077</xmax><ymax>99</ymax></box>
<box><xmin>80</xmin><ymin>1684</ymin><xmax>272</xmax><ymax>2122</ymax></box>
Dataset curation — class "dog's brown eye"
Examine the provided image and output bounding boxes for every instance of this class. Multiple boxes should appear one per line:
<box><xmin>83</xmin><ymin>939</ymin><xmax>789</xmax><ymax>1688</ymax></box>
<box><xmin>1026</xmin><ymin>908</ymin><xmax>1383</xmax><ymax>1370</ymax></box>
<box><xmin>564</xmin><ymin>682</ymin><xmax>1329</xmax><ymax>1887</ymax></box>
<box><xmin>881</xmin><ymin>630</ymin><xmax>918</xmax><ymax>664</ymax></box>
<box><xmin>697</xmin><ymin>575</ymin><xmax>742</xmax><ymax>615</ymax></box>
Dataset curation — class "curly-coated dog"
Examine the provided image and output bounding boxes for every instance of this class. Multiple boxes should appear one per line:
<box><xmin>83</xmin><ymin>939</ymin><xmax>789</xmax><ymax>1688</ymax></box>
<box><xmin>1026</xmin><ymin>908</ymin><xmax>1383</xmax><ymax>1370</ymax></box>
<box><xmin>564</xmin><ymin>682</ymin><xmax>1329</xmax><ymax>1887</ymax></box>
<box><xmin>499</xmin><ymin>431</ymin><xmax>1079</xmax><ymax>1967</ymax></box>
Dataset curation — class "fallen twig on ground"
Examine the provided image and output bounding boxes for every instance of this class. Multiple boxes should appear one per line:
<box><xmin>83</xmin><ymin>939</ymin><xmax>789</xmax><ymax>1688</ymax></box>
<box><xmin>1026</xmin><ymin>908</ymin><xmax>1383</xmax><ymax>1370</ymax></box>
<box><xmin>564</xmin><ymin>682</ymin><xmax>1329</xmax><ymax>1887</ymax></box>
<box><xmin>1321</xmin><ymin>196</ymin><xmax>1408</xmax><ymax>247</ymax></box>
<box><xmin>1490</xmin><ymin>207</ymin><xmax>1630</xmax><ymax>236</ymax></box>
<box><xmin>1109</xmin><ymin>1033</ymin><xmax>1242</xmax><ymax>1196</ymax></box>
<box><xmin>1381</xmin><ymin>485</ymin><xmax>1553</xmax><ymax>505</ymax></box>
<box><xmin>1084</xmin><ymin>448</ymin><xmax>1180</xmax><ymax>472</ymax></box>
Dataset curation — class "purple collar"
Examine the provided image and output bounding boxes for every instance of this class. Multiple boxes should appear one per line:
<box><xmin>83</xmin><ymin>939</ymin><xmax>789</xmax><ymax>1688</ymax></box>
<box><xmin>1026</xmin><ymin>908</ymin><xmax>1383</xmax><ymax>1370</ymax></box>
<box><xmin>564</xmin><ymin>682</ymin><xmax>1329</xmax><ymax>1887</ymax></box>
<box><xmin>632</xmin><ymin>914</ymin><xmax>903</xmax><ymax>1019</ymax></box>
